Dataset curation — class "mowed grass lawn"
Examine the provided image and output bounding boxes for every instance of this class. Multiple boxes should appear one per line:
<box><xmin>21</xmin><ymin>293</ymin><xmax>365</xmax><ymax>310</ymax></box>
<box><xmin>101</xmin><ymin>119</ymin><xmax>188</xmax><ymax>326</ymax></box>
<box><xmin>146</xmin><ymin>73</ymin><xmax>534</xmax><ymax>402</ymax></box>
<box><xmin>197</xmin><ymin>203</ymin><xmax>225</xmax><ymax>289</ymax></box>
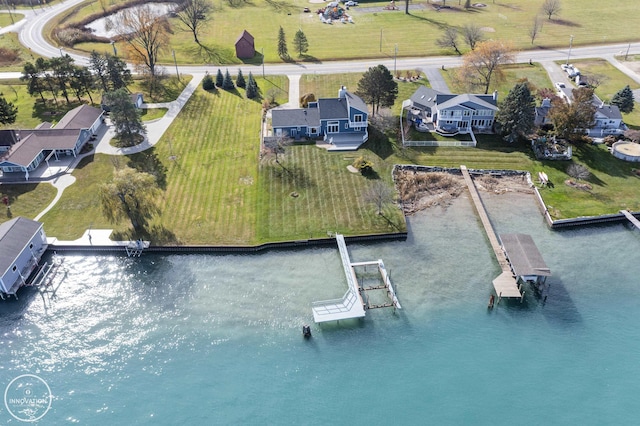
<box><xmin>57</xmin><ymin>0</ymin><xmax>640</xmax><ymax>64</ymax></box>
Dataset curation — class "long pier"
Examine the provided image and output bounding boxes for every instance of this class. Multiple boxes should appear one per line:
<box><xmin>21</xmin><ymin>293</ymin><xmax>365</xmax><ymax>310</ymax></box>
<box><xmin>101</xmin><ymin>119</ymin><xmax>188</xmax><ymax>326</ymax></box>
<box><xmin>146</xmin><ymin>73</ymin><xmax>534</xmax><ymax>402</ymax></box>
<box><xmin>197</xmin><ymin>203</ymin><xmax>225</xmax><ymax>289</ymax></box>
<box><xmin>460</xmin><ymin>165</ymin><xmax>522</xmax><ymax>299</ymax></box>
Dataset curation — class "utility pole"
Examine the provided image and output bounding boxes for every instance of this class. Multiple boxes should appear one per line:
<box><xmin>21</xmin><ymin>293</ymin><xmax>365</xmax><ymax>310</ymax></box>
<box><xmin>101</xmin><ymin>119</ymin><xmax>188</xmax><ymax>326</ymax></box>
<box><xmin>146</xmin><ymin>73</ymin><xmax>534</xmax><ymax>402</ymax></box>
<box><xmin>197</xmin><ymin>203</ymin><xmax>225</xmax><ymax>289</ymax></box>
<box><xmin>261</xmin><ymin>48</ymin><xmax>265</xmax><ymax>78</ymax></box>
<box><xmin>566</xmin><ymin>35</ymin><xmax>574</xmax><ymax>65</ymax></box>
<box><xmin>394</xmin><ymin>44</ymin><xmax>398</xmax><ymax>76</ymax></box>
<box><xmin>111</xmin><ymin>41</ymin><xmax>117</xmax><ymax>56</ymax></box>
<box><xmin>379</xmin><ymin>29</ymin><xmax>382</xmax><ymax>52</ymax></box>
<box><xmin>625</xmin><ymin>43</ymin><xmax>631</xmax><ymax>61</ymax></box>
<box><xmin>172</xmin><ymin>50</ymin><xmax>180</xmax><ymax>80</ymax></box>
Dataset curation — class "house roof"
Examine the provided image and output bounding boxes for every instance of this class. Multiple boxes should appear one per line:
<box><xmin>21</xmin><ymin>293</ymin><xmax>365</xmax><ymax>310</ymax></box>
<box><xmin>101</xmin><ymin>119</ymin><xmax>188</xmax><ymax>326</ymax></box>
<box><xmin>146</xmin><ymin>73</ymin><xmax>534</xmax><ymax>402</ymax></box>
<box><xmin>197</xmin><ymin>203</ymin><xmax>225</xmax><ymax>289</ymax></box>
<box><xmin>0</xmin><ymin>129</ymin><xmax>18</xmax><ymax>148</ymax></box>
<box><xmin>500</xmin><ymin>233</ymin><xmax>551</xmax><ymax>277</ymax></box>
<box><xmin>0</xmin><ymin>129</ymin><xmax>82</xmax><ymax>167</ymax></box>
<box><xmin>272</xmin><ymin>108</ymin><xmax>320</xmax><ymax>128</ymax></box>
<box><xmin>436</xmin><ymin>93</ymin><xmax>498</xmax><ymax>111</ymax></box>
<box><xmin>318</xmin><ymin>98</ymin><xmax>348</xmax><ymax>120</ymax></box>
<box><xmin>345</xmin><ymin>91</ymin><xmax>368</xmax><ymax>114</ymax></box>
<box><xmin>235</xmin><ymin>30</ymin><xmax>254</xmax><ymax>45</ymax></box>
<box><xmin>0</xmin><ymin>217</ymin><xmax>43</xmax><ymax>277</ymax></box>
<box><xmin>54</xmin><ymin>104</ymin><xmax>102</xmax><ymax>130</ymax></box>
<box><xmin>410</xmin><ymin>86</ymin><xmax>443</xmax><ymax>110</ymax></box>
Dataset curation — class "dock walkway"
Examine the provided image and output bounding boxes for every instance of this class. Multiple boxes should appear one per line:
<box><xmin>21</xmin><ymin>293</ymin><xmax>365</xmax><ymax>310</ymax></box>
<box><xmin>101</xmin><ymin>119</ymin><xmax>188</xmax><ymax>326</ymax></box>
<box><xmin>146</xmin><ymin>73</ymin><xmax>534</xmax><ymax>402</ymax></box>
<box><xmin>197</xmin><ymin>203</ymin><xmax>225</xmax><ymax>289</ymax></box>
<box><xmin>460</xmin><ymin>165</ymin><xmax>521</xmax><ymax>299</ymax></box>
<box><xmin>620</xmin><ymin>210</ymin><xmax>640</xmax><ymax>230</ymax></box>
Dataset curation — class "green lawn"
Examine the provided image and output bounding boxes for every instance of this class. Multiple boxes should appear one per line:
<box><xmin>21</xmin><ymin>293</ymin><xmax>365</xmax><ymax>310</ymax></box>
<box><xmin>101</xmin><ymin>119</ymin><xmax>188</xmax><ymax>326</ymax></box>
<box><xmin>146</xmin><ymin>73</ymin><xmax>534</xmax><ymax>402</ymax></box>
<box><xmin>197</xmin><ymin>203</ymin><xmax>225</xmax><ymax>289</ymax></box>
<box><xmin>0</xmin><ymin>183</ymin><xmax>56</xmax><ymax>224</ymax></box>
<box><xmin>140</xmin><ymin>108</ymin><xmax>167</xmax><ymax>121</ymax></box>
<box><xmin>50</xmin><ymin>0</ymin><xmax>640</xmax><ymax>64</ymax></box>
<box><xmin>0</xmin><ymin>12</ymin><xmax>24</xmax><ymax>28</ymax></box>
<box><xmin>565</xmin><ymin>58</ymin><xmax>640</xmax><ymax>102</ymax></box>
<box><xmin>0</xmin><ymin>32</ymin><xmax>39</xmax><ymax>72</ymax></box>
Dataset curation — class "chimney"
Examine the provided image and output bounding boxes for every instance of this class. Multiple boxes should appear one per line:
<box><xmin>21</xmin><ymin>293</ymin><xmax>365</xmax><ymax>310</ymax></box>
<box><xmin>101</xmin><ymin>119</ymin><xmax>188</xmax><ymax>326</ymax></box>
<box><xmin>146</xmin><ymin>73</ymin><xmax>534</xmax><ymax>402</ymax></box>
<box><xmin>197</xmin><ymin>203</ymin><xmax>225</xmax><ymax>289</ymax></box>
<box><xmin>492</xmin><ymin>90</ymin><xmax>498</xmax><ymax>102</ymax></box>
<box><xmin>338</xmin><ymin>86</ymin><xmax>347</xmax><ymax>99</ymax></box>
<box><xmin>541</xmin><ymin>98</ymin><xmax>551</xmax><ymax>108</ymax></box>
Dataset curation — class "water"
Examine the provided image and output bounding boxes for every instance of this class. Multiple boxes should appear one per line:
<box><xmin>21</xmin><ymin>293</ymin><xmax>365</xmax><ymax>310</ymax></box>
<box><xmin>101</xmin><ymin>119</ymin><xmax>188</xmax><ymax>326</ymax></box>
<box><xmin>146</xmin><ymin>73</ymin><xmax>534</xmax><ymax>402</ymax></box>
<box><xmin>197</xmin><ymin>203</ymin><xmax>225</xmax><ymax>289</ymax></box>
<box><xmin>2</xmin><ymin>191</ymin><xmax>640</xmax><ymax>424</ymax></box>
<box><xmin>85</xmin><ymin>4</ymin><xmax>176</xmax><ymax>39</ymax></box>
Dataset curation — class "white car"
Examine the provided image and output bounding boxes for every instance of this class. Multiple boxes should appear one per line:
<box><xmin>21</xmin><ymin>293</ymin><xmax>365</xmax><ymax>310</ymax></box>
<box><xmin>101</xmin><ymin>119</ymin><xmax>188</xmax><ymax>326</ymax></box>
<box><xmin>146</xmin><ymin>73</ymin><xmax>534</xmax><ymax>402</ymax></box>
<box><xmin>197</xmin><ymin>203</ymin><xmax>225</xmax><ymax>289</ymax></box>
<box><xmin>555</xmin><ymin>82</ymin><xmax>566</xmax><ymax>89</ymax></box>
<box><xmin>561</xmin><ymin>64</ymin><xmax>571</xmax><ymax>71</ymax></box>
<box><xmin>345</xmin><ymin>0</ymin><xmax>358</xmax><ymax>5</ymax></box>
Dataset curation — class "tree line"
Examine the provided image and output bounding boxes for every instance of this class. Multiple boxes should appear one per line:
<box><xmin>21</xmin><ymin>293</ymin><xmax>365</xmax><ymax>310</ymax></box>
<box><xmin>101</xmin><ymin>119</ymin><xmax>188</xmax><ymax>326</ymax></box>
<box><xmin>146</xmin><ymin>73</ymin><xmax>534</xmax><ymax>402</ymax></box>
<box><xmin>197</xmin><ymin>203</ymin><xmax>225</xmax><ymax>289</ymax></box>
<box><xmin>20</xmin><ymin>52</ymin><xmax>131</xmax><ymax>106</ymax></box>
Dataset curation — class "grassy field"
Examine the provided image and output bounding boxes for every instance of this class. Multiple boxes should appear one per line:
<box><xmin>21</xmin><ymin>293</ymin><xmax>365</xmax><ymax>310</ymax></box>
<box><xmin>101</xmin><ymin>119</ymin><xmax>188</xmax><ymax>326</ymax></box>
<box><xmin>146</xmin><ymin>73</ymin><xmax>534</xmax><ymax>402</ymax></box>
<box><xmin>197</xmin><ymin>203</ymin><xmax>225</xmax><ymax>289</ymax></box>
<box><xmin>51</xmin><ymin>0</ymin><xmax>640</xmax><ymax>64</ymax></box>
<box><xmin>140</xmin><ymin>108</ymin><xmax>168</xmax><ymax>121</ymax></box>
<box><xmin>0</xmin><ymin>12</ymin><xmax>23</xmax><ymax>28</ymax></box>
<box><xmin>0</xmin><ymin>33</ymin><xmax>40</xmax><ymax>71</ymax></box>
<box><xmin>0</xmin><ymin>183</ymin><xmax>56</xmax><ymax>222</ymax></box>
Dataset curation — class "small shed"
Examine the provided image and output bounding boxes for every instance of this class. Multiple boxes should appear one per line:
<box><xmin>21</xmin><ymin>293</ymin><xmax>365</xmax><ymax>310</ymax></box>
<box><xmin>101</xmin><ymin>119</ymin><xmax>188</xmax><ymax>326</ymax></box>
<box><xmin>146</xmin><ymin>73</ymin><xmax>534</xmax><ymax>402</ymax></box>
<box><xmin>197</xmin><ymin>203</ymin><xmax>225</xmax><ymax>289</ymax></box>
<box><xmin>500</xmin><ymin>233</ymin><xmax>551</xmax><ymax>293</ymax></box>
<box><xmin>235</xmin><ymin>30</ymin><xmax>255</xmax><ymax>59</ymax></box>
<box><xmin>0</xmin><ymin>217</ymin><xmax>48</xmax><ymax>296</ymax></box>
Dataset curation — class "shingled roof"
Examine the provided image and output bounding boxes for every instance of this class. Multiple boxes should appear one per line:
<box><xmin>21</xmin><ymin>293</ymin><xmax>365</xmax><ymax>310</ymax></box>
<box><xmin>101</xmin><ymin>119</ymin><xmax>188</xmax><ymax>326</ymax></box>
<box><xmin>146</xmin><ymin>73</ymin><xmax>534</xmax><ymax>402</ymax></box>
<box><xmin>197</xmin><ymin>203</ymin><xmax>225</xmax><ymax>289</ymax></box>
<box><xmin>0</xmin><ymin>217</ymin><xmax>43</xmax><ymax>277</ymax></box>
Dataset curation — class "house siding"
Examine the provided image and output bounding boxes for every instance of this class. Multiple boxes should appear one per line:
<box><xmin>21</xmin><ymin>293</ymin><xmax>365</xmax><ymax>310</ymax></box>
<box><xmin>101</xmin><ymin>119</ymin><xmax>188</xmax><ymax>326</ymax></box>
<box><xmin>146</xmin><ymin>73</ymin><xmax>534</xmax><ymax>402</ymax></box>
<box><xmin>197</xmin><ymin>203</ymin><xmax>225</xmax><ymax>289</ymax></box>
<box><xmin>0</xmin><ymin>227</ymin><xmax>47</xmax><ymax>294</ymax></box>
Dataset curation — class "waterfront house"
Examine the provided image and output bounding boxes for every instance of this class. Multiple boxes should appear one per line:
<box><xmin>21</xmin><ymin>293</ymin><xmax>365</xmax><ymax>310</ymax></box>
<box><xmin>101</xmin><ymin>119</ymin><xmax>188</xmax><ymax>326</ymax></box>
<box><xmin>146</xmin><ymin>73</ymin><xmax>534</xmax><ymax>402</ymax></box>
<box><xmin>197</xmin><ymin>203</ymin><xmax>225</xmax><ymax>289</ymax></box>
<box><xmin>0</xmin><ymin>105</ymin><xmax>103</xmax><ymax>180</ymax></box>
<box><xmin>271</xmin><ymin>86</ymin><xmax>369</xmax><ymax>150</ymax></box>
<box><xmin>0</xmin><ymin>217</ymin><xmax>48</xmax><ymax>296</ymax></box>
<box><xmin>404</xmin><ymin>86</ymin><xmax>498</xmax><ymax>135</ymax></box>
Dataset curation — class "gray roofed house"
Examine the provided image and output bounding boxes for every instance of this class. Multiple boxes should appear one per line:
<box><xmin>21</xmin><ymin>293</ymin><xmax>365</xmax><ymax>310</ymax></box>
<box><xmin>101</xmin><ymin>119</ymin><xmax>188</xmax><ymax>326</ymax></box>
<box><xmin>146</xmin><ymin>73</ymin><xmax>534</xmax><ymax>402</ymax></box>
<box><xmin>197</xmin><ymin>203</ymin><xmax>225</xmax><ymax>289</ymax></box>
<box><xmin>409</xmin><ymin>86</ymin><xmax>443</xmax><ymax>112</ymax></box>
<box><xmin>0</xmin><ymin>129</ymin><xmax>18</xmax><ymax>153</ymax></box>
<box><xmin>270</xmin><ymin>86</ymin><xmax>369</xmax><ymax>151</ymax></box>
<box><xmin>0</xmin><ymin>105</ymin><xmax>104</xmax><ymax>180</ymax></box>
<box><xmin>0</xmin><ymin>217</ymin><xmax>48</xmax><ymax>295</ymax></box>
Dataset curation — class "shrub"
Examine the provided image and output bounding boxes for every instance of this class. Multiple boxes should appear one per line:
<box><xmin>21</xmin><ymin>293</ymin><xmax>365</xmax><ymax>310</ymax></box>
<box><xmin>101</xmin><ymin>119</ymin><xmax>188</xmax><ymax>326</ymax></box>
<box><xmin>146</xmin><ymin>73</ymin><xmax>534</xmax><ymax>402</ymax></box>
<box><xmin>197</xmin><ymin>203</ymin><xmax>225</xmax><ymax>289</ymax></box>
<box><xmin>603</xmin><ymin>135</ymin><xmax>618</xmax><ymax>147</ymax></box>
<box><xmin>300</xmin><ymin>93</ymin><xmax>315</xmax><ymax>108</ymax></box>
<box><xmin>0</xmin><ymin>48</ymin><xmax>18</xmax><ymax>64</ymax></box>
<box><xmin>216</xmin><ymin>69</ymin><xmax>224</xmax><ymax>87</ymax></box>
<box><xmin>223</xmin><ymin>69</ymin><xmax>235</xmax><ymax>90</ymax></box>
<box><xmin>236</xmin><ymin>69</ymin><xmax>246</xmax><ymax>88</ymax></box>
<box><xmin>352</xmin><ymin>156</ymin><xmax>374</xmax><ymax>175</ymax></box>
<box><xmin>567</xmin><ymin>163</ymin><xmax>591</xmax><ymax>181</ymax></box>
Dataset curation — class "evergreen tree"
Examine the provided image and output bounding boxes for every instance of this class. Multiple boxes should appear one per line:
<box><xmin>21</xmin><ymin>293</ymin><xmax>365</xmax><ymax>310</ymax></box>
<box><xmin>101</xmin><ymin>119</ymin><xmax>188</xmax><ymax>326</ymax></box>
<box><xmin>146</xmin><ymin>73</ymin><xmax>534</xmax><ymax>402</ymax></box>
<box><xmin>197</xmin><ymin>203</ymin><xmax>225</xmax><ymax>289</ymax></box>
<box><xmin>277</xmin><ymin>26</ymin><xmax>288</xmax><ymax>60</ymax></box>
<box><xmin>611</xmin><ymin>85</ymin><xmax>635</xmax><ymax>114</ymax></box>
<box><xmin>89</xmin><ymin>50</ymin><xmax>109</xmax><ymax>92</ymax></box>
<box><xmin>202</xmin><ymin>72</ymin><xmax>215</xmax><ymax>90</ymax></box>
<box><xmin>0</xmin><ymin>96</ymin><xmax>17</xmax><ymax>125</ymax></box>
<box><xmin>355</xmin><ymin>64</ymin><xmax>398</xmax><ymax>116</ymax></box>
<box><xmin>293</xmin><ymin>29</ymin><xmax>309</xmax><ymax>57</ymax></box>
<box><xmin>106</xmin><ymin>54</ymin><xmax>132</xmax><ymax>90</ymax></box>
<box><xmin>223</xmin><ymin>69</ymin><xmax>235</xmax><ymax>90</ymax></box>
<box><xmin>216</xmin><ymin>69</ymin><xmax>224</xmax><ymax>87</ymax></box>
<box><xmin>495</xmin><ymin>81</ymin><xmax>536</xmax><ymax>142</ymax></box>
<box><xmin>103</xmin><ymin>88</ymin><xmax>146</xmax><ymax>146</ymax></box>
<box><xmin>246</xmin><ymin>72</ymin><xmax>258</xmax><ymax>99</ymax></box>
<box><xmin>236</xmin><ymin>69</ymin><xmax>246</xmax><ymax>88</ymax></box>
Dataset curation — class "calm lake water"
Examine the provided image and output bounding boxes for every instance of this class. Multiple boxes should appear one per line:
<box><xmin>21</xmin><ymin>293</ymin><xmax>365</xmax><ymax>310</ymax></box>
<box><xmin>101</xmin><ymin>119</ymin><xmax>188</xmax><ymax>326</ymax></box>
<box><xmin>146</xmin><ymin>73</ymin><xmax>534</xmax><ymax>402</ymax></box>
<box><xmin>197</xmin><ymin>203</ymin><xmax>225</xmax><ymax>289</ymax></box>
<box><xmin>2</xmin><ymin>190</ymin><xmax>640</xmax><ymax>424</ymax></box>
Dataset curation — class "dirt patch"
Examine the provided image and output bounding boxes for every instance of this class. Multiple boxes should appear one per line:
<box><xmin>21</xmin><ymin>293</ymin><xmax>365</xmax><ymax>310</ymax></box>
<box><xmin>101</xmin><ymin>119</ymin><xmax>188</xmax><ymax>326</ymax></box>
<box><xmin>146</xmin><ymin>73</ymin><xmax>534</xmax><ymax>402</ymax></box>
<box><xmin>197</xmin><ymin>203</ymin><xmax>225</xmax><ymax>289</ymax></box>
<box><xmin>565</xmin><ymin>179</ymin><xmax>592</xmax><ymax>191</ymax></box>
<box><xmin>395</xmin><ymin>169</ymin><xmax>533</xmax><ymax>215</ymax></box>
<box><xmin>480</xmin><ymin>27</ymin><xmax>495</xmax><ymax>33</ymax></box>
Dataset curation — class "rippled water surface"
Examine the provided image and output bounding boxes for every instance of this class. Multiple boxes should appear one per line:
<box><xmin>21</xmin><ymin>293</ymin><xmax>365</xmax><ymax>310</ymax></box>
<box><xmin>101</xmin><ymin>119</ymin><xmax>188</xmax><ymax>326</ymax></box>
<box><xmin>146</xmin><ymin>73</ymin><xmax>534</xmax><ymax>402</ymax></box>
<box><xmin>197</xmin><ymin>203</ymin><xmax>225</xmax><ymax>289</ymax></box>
<box><xmin>2</xmin><ymin>191</ymin><xmax>640</xmax><ymax>424</ymax></box>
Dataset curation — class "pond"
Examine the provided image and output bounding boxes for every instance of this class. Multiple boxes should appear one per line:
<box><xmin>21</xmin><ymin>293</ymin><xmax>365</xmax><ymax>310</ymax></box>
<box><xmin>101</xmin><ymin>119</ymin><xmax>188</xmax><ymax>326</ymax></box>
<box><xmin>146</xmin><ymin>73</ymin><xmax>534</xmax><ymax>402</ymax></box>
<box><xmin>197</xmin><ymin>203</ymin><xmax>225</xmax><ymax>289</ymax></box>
<box><xmin>85</xmin><ymin>3</ymin><xmax>176</xmax><ymax>39</ymax></box>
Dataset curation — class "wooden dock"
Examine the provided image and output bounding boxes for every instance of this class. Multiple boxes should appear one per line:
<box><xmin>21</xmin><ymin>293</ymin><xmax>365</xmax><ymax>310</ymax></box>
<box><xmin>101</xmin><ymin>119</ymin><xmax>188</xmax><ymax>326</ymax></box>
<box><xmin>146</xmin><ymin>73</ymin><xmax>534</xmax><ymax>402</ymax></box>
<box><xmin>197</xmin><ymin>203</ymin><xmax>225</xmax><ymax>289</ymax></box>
<box><xmin>460</xmin><ymin>165</ymin><xmax>521</xmax><ymax>300</ymax></box>
<box><xmin>620</xmin><ymin>210</ymin><xmax>640</xmax><ymax>230</ymax></box>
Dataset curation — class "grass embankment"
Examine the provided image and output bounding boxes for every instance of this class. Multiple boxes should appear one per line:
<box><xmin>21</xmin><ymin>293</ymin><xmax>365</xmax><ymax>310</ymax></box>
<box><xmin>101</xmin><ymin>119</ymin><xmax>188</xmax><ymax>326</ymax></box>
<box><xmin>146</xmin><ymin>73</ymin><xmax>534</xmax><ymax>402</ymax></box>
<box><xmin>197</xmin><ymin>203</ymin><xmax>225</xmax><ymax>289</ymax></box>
<box><xmin>0</xmin><ymin>32</ymin><xmax>38</xmax><ymax>72</ymax></box>
<box><xmin>140</xmin><ymin>108</ymin><xmax>167</xmax><ymax>121</ymax></box>
<box><xmin>0</xmin><ymin>184</ymin><xmax>56</xmax><ymax>222</ymax></box>
<box><xmin>0</xmin><ymin>12</ymin><xmax>23</xmax><ymax>28</ymax></box>
<box><xmin>52</xmin><ymin>0</ymin><xmax>640</xmax><ymax>64</ymax></box>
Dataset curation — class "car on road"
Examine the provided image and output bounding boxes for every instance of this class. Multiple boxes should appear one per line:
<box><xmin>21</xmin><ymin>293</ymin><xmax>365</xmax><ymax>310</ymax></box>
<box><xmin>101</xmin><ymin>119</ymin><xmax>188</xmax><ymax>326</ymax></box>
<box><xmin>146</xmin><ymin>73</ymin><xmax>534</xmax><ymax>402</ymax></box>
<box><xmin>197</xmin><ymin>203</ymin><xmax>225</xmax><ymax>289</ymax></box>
<box><xmin>555</xmin><ymin>82</ymin><xmax>566</xmax><ymax>90</ymax></box>
<box><xmin>344</xmin><ymin>0</ymin><xmax>358</xmax><ymax>5</ymax></box>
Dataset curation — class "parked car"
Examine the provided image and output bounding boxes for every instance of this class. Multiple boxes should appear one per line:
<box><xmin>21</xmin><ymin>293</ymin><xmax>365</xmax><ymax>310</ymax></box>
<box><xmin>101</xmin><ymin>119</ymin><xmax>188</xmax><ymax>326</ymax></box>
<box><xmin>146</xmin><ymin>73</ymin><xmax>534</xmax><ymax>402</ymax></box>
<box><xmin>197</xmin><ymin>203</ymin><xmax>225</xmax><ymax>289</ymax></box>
<box><xmin>561</xmin><ymin>64</ymin><xmax>571</xmax><ymax>71</ymax></box>
<box><xmin>555</xmin><ymin>82</ymin><xmax>566</xmax><ymax>89</ymax></box>
<box><xmin>344</xmin><ymin>0</ymin><xmax>358</xmax><ymax>5</ymax></box>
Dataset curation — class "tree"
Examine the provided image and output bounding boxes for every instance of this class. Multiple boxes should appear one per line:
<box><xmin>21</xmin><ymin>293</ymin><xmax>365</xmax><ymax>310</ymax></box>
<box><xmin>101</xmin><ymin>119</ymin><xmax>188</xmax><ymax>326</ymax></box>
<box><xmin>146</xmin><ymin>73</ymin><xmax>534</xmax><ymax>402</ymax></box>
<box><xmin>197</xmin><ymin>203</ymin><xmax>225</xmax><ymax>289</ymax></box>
<box><xmin>363</xmin><ymin>180</ymin><xmax>394</xmax><ymax>215</ymax></box>
<box><xmin>216</xmin><ymin>69</ymin><xmax>224</xmax><ymax>87</ymax></box>
<box><xmin>236</xmin><ymin>69</ymin><xmax>246</xmax><ymax>88</ymax></box>
<box><xmin>456</xmin><ymin>40</ymin><xmax>515</xmax><ymax>94</ymax></box>
<box><xmin>0</xmin><ymin>96</ymin><xmax>17</xmax><ymax>125</ymax></box>
<box><xmin>528</xmin><ymin>17</ymin><xmax>543</xmax><ymax>45</ymax></box>
<box><xmin>462</xmin><ymin>24</ymin><xmax>483</xmax><ymax>51</ymax></box>
<box><xmin>404</xmin><ymin>0</ymin><xmax>410</xmax><ymax>14</ymax></box>
<box><xmin>246</xmin><ymin>72</ymin><xmax>258</xmax><ymax>99</ymax></box>
<box><xmin>548</xmin><ymin>87</ymin><xmax>596</xmax><ymax>140</ymax></box>
<box><xmin>567</xmin><ymin>163</ymin><xmax>590</xmax><ymax>181</ymax></box>
<box><xmin>611</xmin><ymin>85</ymin><xmax>635</xmax><ymax>113</ymax></box>
<box><xmin>70</xmin><ymin>66</ymin><xmax>94</xmax><ymax>103</ymax></box>
<box><xmin>21</xmin><ymin>62</ymin><xmax>46</xmax><ymax>103</ymax></box>
<box><xmin>541</xmin><ymin>0</ymin><xmax>561</xmax><ymax>20</ymax></box>
<box><xmin>89</xmin><ymin>50</ymin><xmax>109</xmax><ymax>92</ymax></box>
<box><xmin>223</xmin><ymin>69</ymin><xmax>235</xmax><ymax>90</ymax></box>
<box><xmin>106</xmin><ymin>54</ymin><xmax>132</xmax><ymax>90</ymax></box>
<box><xmin>495</xmin><ymin>81</ymin><xmax>536</xmax><ymax>142</ymax></box>
<box><xmin>464</xmin><ymin>0</ymin><xmax>471</xmax><ymax>8</ymax></box>
<box><xmin>356</xmin><ymin>64</ymin><xmax>398</xmax><ymax>116</ymax></box>
<box><xmin>277</xmin><ymin>26</ymin><xmax>288</xmax><ymax>60</ymax></box>
<box><xmin>436</xmin><ymin>27</ymin><xmax>461</xmax><ymax>55</ymax></box>
<box><xmin>103</xmin><ymin>88</ymin><xmax>146</xmax><ymax>146</ymax></box>
<box><xmin>300</xmin><ymin>93</ymin><xmax>316</xmax><ymax>107</ymax></box>
<box><xmin>202</xmin><ymin>72</ymin><xmax>215</xmax><ymax>90</ymax></box>
<box><xmin>49</xmin><ymin>55</ymin><xmax>74</xmax><ymax>104</ymax></box>
<box><xmin>175</xmin><ymin>0</ymin><xmax>212</xmax><ymax>44</ymax></box>
<box><xmin>116</xmin><ymin>5</ymin><xmax>169</xmax><ymax>94</ymax></box>
<box><xmin>293</xmin><ymin>29</ymin><xmax>309</xmax><ymax>57</ymax></box>
<box><xmin>99</xmin><ymin>167</ymin><xmax>161</xmax><ymax>233</ymax></box>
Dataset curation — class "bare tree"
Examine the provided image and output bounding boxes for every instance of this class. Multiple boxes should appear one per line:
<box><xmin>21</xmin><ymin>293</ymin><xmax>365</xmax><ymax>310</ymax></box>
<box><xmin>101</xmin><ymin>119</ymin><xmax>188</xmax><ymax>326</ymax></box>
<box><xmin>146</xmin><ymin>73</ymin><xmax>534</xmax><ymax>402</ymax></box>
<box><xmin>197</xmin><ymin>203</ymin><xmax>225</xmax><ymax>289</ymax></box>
<box><xmin>363</xmin><ymin>181</ymin><xmax>395</xmax><ymax>216</ymax></box>
<box><xmin>567</xmin><ymin>163</ymin><xmax>590</xmax><ymax>181</ymax></box>
<box><xmin>586</xmin><ymin>73</ymin><xmax>608</xmax><ymax>90</ymax></box>
<box><xmin>541</xmin><ymin>0</ymin><xmax>561</xmax><ymax>20</ymax></box>
<box><xmin>462</xmin><ymin>24</ymin><xmax>483</xmax><ymax>51</ymax></box>
<box><xmin>528</xmin><ymin>17</ymin><xmax>543</xmax><ymax>44</ymax></box>
<box><xmin>436</xmin><ymin>28</ymin><xmax>462</xmax><ymax>56</ymax></box>
<box><xmin>456</xmin><ymin>40</ymin><xmax>516</xmax><ymax>94</ymax></box>
<box><xmin>175</xmin><ymin>0</ymin><xmax>212</xmax><ymax>44</ymax></box>
<box><xmin>116</xmin><ymin>5</ymin><xmax>169</xmax><ymax>90</ymax></box>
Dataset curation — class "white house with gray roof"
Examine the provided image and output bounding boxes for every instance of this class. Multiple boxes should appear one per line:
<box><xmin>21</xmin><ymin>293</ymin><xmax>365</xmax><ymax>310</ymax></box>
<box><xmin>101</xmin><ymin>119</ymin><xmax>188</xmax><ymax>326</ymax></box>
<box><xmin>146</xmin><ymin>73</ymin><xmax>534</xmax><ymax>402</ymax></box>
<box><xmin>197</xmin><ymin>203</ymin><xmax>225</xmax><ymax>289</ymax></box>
<box><xmin>404</xmin><ymin>86</ymin><xmax>498</xmax><ymax>135</ymax></box>
<box><xmin>0</xmin><ymin>104</ymin><xmax>104</xmax><ymax>180</ymax></box>
<box><xmin>271</xmin><ymin>87</ymin><xmax>369</xmax><ymax>151</ymax></box>
<box><xmin>0</xmin><ymin>217</ymin><xmax>47</xmax><ymax>297</ymax></box>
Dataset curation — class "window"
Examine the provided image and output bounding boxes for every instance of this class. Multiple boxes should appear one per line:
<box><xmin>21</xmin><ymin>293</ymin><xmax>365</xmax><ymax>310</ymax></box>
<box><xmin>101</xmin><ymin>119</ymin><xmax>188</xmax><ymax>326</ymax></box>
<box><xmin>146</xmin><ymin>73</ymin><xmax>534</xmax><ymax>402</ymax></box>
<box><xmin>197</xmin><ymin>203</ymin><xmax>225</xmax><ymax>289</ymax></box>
<box><xmin>29</xmin><ymin>243</ymin><xmax>33</xmax><ymax>249</ymax></box>
<box><xmin>463</xmin><ymin>111</ymin><xmax>470</xmax><ymax>116</ymax></box>
<box><xmin>354</xmin><ymin>114</ymin><xmax>363</xmax><ymax>123</ymax></box>
<box><xmin>345</xmin><ymin>123</ymin><xmax>349</xmax><ymax>129</ymax></box>
<box><xmin>327</xmin><ymin>121</ymin><xmax>339</xmax><ymax>133</ymax></box>
<box><xmin>12</xmin><ymin>265</ymin><xmax>16</xmax><ymax>272</ymax></box>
